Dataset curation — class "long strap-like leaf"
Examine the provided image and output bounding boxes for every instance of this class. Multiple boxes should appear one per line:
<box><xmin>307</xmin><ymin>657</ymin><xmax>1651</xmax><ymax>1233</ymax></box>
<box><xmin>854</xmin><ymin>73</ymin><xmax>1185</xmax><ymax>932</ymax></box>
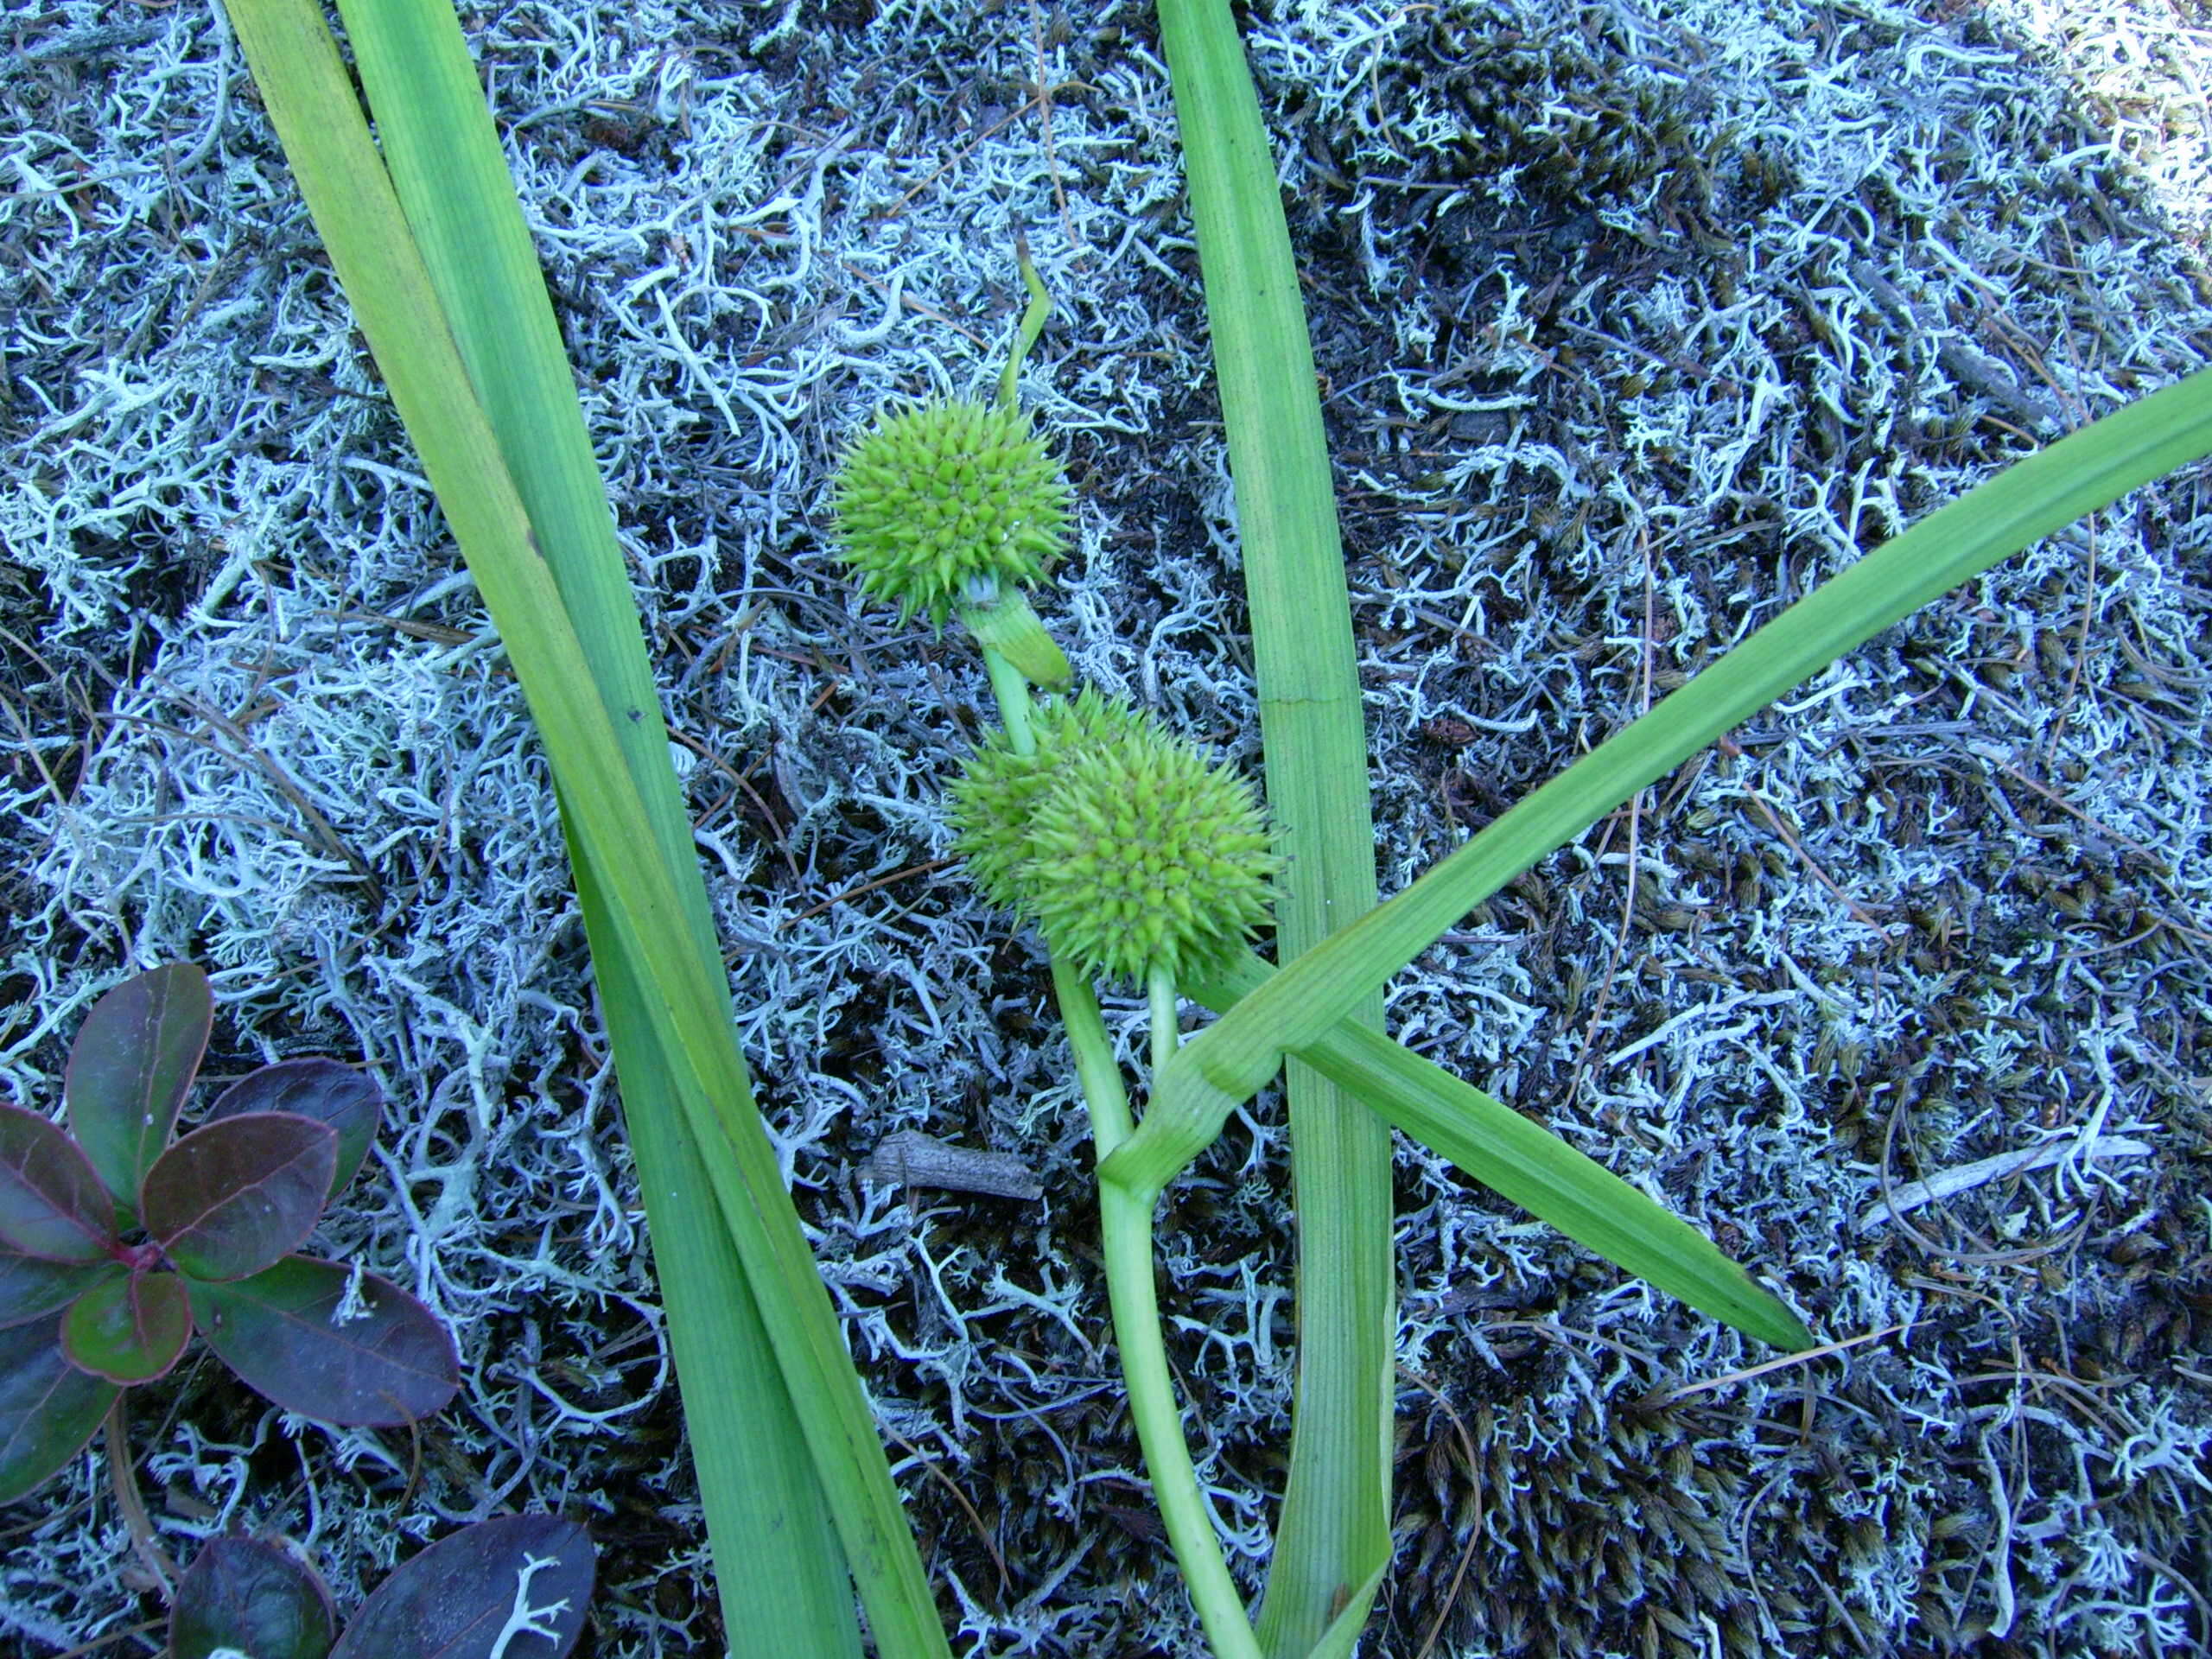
<box><xmin>223</xmin><ymin>3</ymin><xmax>946</xmax><ymax>1650</ymax></box>
<box><xmin>1191</xmin><ymin>956</ymin><xmax>1813</xmax><ymax>1352</ymax></box>
<box><xmin>1151</xmin><ymin>3</ymin><xmax>1394</xmax><ymax>1649</ymax></box>
<box><xmin>324</xmin><ymin>4</ymin><xmax>861</xmax><ymax>1647</ymax></box>
<box><xmin>1111</xmin><ymin>367</ymin><xmax>2212</xmax><ymax>1195</ymax></box>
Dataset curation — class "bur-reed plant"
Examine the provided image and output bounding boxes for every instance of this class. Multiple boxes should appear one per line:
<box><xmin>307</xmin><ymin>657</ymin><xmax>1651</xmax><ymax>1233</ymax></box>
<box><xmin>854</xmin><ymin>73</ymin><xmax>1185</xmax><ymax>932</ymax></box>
<box><xmin>217</xmin><ymin>0</ymin><xmax>2212</xmax><ymax>1653</ymax></box>
<box><xmin>823</xmin><ymin>250</ymin><xmax>2212</xmax><ymax>1657</ymax></box>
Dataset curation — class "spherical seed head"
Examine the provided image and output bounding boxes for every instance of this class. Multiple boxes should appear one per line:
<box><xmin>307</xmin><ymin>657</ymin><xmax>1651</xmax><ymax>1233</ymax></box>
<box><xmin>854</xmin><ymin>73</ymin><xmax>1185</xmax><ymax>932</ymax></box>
<box><xmin>951</xmin><ymin>690</ymin><xmax>1277</xmax><ymax>985</ymax></box>
<box><xmin>949</xmin><ymin>688</ymin><xmax>1155</xmax><ymax>911</ymax></box>
<box><xmin>831</xmin><ymin>399</ymin><xmax>1071</xmax><ymax>625</ymax></box>
<box><xmin>1029</xmin><ymin>729</ymin><xmax>1277</xmax><ymax>984</ymax></box>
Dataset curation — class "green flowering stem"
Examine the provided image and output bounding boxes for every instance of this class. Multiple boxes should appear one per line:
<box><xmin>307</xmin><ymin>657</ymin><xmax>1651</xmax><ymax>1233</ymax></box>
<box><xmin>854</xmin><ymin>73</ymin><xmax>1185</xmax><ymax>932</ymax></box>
<box><xmin>982</xmin><ymin>645</ymin><xmax>1128</xmax><ymax>1150</ymax></box>
<box><xmin>982</xmin><ymin>644</ymin><xmax>1040</xmax><ymax>756</ymax></box>
<box><xmin>1100</xmin><ymin>1181</ymin><xmax>1265</xmax><ymax>1659</ymax></box>
<box><xmin>1147</xmin><ymin>963</ymin><xmax>1181</xmax><ymax>1073</ymax></box>
<box><xmin>971</xmin><ymin>643</ymin><xmax>1261</xmax><ymax>1657</ymax></box>
<box><xmin>834</xmin><ymin>289</ymin><xmax>1270</xmax><ymax>1650</ymax></box>
<box><xmin>1048</xmin><ymin>954</ymin><xmax>1135</xmax><ymax>1156</ymax></box>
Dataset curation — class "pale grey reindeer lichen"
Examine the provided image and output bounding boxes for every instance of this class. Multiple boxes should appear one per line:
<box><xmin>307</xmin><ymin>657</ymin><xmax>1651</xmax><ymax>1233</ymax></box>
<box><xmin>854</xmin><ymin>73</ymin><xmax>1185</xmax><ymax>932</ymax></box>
<box><xmin>3</xmin><ymin>0</ymin><xmax>2209</xmax><ymax>1651</ymax></box>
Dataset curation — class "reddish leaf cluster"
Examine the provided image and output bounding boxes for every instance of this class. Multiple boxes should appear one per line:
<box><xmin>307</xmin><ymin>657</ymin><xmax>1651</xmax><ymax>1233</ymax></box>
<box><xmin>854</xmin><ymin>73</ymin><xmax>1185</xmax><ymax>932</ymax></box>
<box><xmin>0</xmin><ymin>964</ymin><xmax>460</xmax><ymax>1502</ymax></box>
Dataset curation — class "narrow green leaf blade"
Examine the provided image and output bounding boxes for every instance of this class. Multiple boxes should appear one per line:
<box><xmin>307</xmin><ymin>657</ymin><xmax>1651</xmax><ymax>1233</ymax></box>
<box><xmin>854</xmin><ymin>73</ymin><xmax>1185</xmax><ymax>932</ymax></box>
<box><xmin>1192</xmin><ymin>957</ymin><xmax>1815</xmax><ymax>1352</ymax></box>
<box><xmin>1152</xmin><ymin>0</ymin><xmax>1393</xmax><ymax>1644</ymax></box>
<box><xmin>331</xmin><ymin>0</ymin><xmax>874</xmax><ymax>1642</ymax></box>
<box><xmin>1114</xmin><ymin>366</ymin><xmax>2212</xmax><ymax>1162</ymax></box>
<box><xmin>567</xmin><ymin>818</ymin><xmax>862</xmax><ymax>1654</ymax></box>
<box><xmin>221</xmin><ymin>4</ymin><xmax>934</xmax><ymax>1650</ymax></box>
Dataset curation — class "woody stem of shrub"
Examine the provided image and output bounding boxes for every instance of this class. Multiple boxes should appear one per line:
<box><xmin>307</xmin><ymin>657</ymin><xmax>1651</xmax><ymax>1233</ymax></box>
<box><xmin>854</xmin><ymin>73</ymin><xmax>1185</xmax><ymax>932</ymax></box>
<box><xmin>979</xmin><ymin>644</ymin><xmax>1262</xmax><ymax>1659</ymax></box>
<box><xmin>104</xmin><ymin>1397</ymin><xmax>173</xmax><ymax>1592</ymax></box>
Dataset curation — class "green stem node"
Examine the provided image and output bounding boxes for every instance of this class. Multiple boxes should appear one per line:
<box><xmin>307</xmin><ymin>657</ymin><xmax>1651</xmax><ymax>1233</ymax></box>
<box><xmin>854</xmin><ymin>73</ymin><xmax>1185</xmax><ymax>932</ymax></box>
<box><xmin>963</xmin><ymin>588</ymin><xmax>1072</xmax><ymax>690</ymax></box>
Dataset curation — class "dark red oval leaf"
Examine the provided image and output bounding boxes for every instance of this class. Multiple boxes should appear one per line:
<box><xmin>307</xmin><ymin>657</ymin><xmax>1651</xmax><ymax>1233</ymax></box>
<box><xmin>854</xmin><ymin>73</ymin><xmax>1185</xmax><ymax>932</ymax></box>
<box><xmin>208</xmin><ymin>1060</ymin><xmax>383</xmax><ymax>1201</ymax></box>
<box><xmin>63</xmin><ymin>963</ymin><xmax>212</xmax><ymax>1213</ymax></box>
<box><xmin>143</xmin><ymin>1115</ymin><xmax>338</xmax><ymax>1283</ymax></box>
<box><xmin>0</xmin><ymin>1312</ymin><xmax>118</xmax><ymax>1503</ymax></box>
<box><xmin>0</xmin><ymin>1252</ymin><xmax>117</xmax><ymax>1330</ymax></box>
<box><xmin>0</xmin><ymin>1103</ymin><xmax>119</xmax><ymax>1262</ymax></box>
<box><xmin>172</xmin><ymin>1535</ymin><xmax>337</xmax><ymax>1659</ymax></box>
<box><xmin>330</xmin><ymin>1516</ymin><xmax>594</xmax><ymax>1659</ymax></box>
<box><xmin>186</xmin><ymin>1256</ymin><xmax>458</xmax><ymax>1427</ymax></box>
<box><xmin>60</xmin><ymin>1269</ymin><xmax>192</xmax><ymax>1385</ymax></box>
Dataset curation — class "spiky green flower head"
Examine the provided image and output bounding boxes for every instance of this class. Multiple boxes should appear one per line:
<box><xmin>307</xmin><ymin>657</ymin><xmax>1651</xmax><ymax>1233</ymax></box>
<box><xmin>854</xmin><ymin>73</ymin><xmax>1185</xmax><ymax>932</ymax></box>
<box><xmin>950</xmin><ymin>689</ymin><xmax>1277</xmax><ymax>984</ymax></box>
<box><xmin>949</xmin><ymin>689</ymin><xmax>1156</xmax><ymax>908</ymax></box>
<box><xmin>831</xmin><ymin>398</ymin><xmax>1072</xmax><ymax>625</ymax></box>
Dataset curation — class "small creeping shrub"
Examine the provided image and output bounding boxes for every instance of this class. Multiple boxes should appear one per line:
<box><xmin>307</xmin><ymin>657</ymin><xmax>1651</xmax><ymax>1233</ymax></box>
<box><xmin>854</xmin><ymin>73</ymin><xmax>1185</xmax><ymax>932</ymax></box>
<box><xmin>0</xmin><ymin>963</ymin><xmax>460</xmax><ymax>1503</ymax></box>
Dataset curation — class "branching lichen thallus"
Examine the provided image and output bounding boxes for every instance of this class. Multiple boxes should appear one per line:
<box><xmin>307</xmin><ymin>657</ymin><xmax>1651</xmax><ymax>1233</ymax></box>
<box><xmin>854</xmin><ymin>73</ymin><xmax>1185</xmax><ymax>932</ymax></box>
<box><xmin>828</xmin><ymin>261</ymin><xmax>1275</xmax><ymax>1659</ymax></box>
